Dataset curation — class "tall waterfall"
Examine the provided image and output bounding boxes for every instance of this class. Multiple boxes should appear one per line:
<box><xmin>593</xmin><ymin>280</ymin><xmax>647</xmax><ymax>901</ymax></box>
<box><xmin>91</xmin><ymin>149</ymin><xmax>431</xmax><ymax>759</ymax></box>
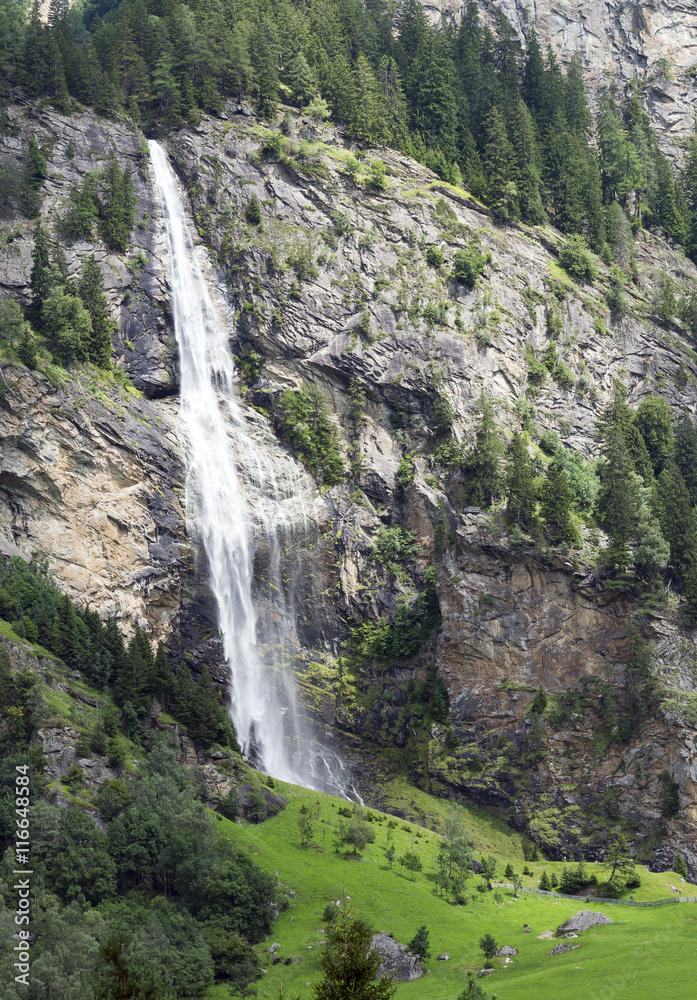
<box><xmin>149</xmin><ymin>141</ymin><xmax>348</xmax><ymax>794</ymax></box>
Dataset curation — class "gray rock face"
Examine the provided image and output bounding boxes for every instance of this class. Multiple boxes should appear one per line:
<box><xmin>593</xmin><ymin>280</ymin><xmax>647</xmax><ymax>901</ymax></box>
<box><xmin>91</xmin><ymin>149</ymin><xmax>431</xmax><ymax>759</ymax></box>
<box><xmin>496</xmin><ymin>946</ymin><xmax>518</xmax><ymax>956</ymax></box>
<box><xmin>371</xmin><ymin>934</ymin><xmax>423</xmax><ymax>982</ymax></box>
<box><xmin>557</xmin><ymin>911</ymin><xmax>612</xmax><ymax>935</ymax></box>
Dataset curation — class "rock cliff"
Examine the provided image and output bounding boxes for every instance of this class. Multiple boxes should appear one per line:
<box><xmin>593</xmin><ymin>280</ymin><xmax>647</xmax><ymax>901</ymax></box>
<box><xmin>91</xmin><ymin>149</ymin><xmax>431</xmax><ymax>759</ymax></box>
<box><xmin>2</xmin><ymin>97</ymin><xmax>697</xmax><ymax>872</ymax></box>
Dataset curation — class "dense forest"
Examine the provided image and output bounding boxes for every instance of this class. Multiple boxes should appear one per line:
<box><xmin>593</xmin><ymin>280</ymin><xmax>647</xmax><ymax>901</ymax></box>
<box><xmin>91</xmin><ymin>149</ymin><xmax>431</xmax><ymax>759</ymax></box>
<box><xmin>0</xmin><ymin>0</ymin><xmax>697</xmax><ymax>257</ymax></box>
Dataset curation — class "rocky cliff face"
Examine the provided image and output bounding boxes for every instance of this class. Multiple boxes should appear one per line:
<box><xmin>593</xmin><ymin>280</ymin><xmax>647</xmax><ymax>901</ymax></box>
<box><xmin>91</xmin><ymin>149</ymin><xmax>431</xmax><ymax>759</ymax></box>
<box><xmin>2</xmin><ymin>97</ymin><xmax>697</xmax><ymax>871</ymax></box>
<box><xmin>423</xmin><ymin>0</ymin><xmax>697</xmax><ymax>152</ymax></box>
<box><xmin>165</xmin><ymin>109</ymin><xmax>697</xmax><ymax>870</ymax></box>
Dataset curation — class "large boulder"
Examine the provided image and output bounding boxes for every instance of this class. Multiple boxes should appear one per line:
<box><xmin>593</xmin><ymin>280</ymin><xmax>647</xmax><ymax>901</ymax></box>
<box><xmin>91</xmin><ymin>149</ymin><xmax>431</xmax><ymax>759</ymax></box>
<box><xmin>556</xmin><ymin>911</ymin><xmax>612</xmax><ymax>936</ymax></box>
<box><xmin>496</xmin><ymin>946</ymin><xmax>518</xmax><ymax>957</ymax></box>
<box><xmin>371</xmin><ymin>934</ymin><xmax>422</xmax><ymax>982</ymax></box>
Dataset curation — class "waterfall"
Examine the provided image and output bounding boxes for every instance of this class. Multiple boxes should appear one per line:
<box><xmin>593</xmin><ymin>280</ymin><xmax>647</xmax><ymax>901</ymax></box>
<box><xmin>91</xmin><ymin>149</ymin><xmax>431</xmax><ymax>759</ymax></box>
<box><xmin>149</xmin><ymin>141</ymin><xmax>350</xmax><ymax>795</ymax></box>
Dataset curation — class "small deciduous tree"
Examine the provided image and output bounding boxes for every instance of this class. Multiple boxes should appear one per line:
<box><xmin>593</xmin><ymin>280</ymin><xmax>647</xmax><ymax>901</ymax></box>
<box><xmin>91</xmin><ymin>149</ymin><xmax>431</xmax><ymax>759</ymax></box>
<box><xmin>399</xmin><ymin>851</ymin><xmax>423</xmax><ymax>879</ymax></box>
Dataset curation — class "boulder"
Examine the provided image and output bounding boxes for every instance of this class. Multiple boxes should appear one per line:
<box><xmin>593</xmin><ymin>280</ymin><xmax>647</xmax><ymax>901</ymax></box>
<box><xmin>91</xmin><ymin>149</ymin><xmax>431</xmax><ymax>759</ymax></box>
<box><xmin>556</xmin><ymin>911</ymin><xmax>612</xmax><ymax>936</ymax></box>
<box><xmin>548</xmin><ymin>943</ymin><xmax>580</xmax><ymax>956</ymax></box>
<box><xmin>478</xmin><ymin>968</ymin><xmax>494</xmax><ymax>978</ymax></box>
<box><xmin>437</xmin><ymin>953</ymin><xmax>451</xmax><ymax>961</ymax></box>
<box><xmin>496</xmin><ymin>946</ymin><xmax>518</xmax><ymax>957</ymax></box>
<box><xmin>371</xmin><ymin>933</ymin><xmax>422</xmax><ymax>982</ymax></box>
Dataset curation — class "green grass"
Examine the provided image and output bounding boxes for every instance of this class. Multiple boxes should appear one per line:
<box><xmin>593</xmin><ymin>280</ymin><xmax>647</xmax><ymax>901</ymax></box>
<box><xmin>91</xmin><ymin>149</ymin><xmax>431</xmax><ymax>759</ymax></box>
<box><xmin>207</xmin><ymin>781</ymin><xmax>697</xmax><ymax>1000</ymax></box>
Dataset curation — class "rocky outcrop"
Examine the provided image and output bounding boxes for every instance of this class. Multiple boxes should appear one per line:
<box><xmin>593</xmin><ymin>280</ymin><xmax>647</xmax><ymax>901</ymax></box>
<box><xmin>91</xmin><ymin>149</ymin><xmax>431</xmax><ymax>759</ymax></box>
<box><xmin>557</xmin><ymin>911</ymin><xmax>612</xmax><ymax>935</ymax></box>
<box><xmin>371</xmin><ymin>934</ymin><xmax>423</xmax><ymax>981</ymax></box>
<box><xmin>0</xmin><ymin>103</ymin><xmax>178</xmax><ymax>398</ymax></box>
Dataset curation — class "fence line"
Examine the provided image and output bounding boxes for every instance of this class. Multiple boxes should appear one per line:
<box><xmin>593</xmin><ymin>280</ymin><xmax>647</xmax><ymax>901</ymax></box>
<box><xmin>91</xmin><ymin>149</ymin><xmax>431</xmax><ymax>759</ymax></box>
<box><xmin>494</xmin><ymin>884</ymin><xmax>697</xmax><ymax>907</ymax></box>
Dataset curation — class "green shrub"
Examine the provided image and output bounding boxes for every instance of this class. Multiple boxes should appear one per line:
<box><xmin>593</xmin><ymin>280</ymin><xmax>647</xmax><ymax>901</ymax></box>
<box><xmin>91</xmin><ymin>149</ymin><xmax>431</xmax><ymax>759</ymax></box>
<box><xmin>369</xmin><ymin>526</ymin><xmax>419</xmax><ymax>576</ymax></box>
<box><xmin>453</xmin><ymin>241</ymin><xmax>488</xmax><ymax>285</ymax></box>
<box><xmin>559</xmin><ymin>235</ymin><xmax>597</xmax><ymax>283</ymax></box>
<box><xmin>277</xmin><ymin>383</ymin><xmax>344</xmax><ymax>485</ymax></box>
<box><xmin>426</xmin><ymin>245</ymin><xmax>444</xmax><ymax>268</ymax></box>
<box><xmin>245</xmin><ymin>194</ymin><xmax>262</xmax><ymax>225</ymax></box>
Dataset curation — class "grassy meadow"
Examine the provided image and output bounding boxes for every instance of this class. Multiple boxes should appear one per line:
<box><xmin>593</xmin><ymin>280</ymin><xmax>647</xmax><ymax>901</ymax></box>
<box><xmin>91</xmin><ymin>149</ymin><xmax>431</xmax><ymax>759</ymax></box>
<box><xmin>206</xmin><ymin>780</ymin><xmax>697</xmax><ymax>1000</ymax></box>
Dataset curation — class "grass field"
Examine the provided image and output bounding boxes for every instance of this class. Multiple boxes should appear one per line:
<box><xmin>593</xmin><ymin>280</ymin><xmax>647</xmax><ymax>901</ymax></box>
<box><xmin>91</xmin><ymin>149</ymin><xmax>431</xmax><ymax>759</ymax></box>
<box><xmin>205</xmin><ymin>780</ymin><xmax>697</xmax><ymax>1000</ymax></box>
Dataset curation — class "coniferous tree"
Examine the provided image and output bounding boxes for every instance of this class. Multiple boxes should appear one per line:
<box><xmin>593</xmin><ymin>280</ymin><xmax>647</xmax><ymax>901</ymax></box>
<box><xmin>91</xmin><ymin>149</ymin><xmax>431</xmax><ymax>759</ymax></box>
<box><xmin>684</xmin><ymin>126</ymin><xmax>697</xmax><ymax>263</ymax></box>
<box><xmin>633</xmin><ymin>396</ymin><xmax>674</xmax><ymax>475</ymax></box>
<box><xmin>540</xmin><ymin>461</ymin><xmax>576</xmax><ymax>546</ymax></box>
<box><xmin>483</xmin><ymin>105</ymin><xmax>516</xmax><ymax>220</ymax></box>
<box><xmin>98</xmin><ymin>151</ymin><xmax>136</xmax><ymax>252</ymax></box>
<box><xmin>77</xmin><ymin>256</ymin><xmax>115</xmax><ymax>368</ymax></box>
<box><xmin>29</xmin><ymin>222</ymin><xmax>51</xmax><ymax>327</ymax></box>
<box><xmin>504</xmin><ymin>432</ymin><xmax>536</xmax><ymax>530</ymax></box>
<box><xmin>287</xmin><ymin>51</ymin><xmax>315</xmax><ymax>108</ymax></box>
<box><xmin>465</xmin><ymin>394</ymin><xmax>504</xmax><ymax>508</ymax></box>
<box><xmin>673</xmin><ymin>411</ymin><xmax>697</xmax><ymax>506</ymax></box>
<box><xmin>22</xmin><ymin>136</ymin><xmax>47</xmax><ymax>217</ymax></box>
<box><xmin>656</xmin><ymin>462</ymin><xmax>697</xmax><ymax>584</ymax></box>
<box><xmin>632</xmin><ymin>488</ymin><xmax>669</xmax><ymax>582</ymax></box>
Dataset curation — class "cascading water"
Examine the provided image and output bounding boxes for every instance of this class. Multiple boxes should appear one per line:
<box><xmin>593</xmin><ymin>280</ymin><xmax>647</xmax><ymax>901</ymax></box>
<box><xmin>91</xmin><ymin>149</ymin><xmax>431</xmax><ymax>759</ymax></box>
<box><xmin>149</xmin><ymin>140</ymin><xmax>350</xmax><ymax>795</ymax></box>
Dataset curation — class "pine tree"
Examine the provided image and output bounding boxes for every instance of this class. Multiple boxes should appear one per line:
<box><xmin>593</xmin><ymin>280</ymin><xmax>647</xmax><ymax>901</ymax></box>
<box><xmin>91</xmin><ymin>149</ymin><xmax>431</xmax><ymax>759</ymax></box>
<box><xmin>654</xmin><ymin>153</ymin><xmax>686</xmax><ymax>244</ymax></box>
<box><xmin>98</xmin><ymin>151</ymin><xmax>136</xmax><ymax>252</ymax></box>
<box><xmin>632</xmin><ymin>488</ymin><xmax>669</xmax><ymax>582</ymax></box>
<box><xmin>77</xmin><ymin>256</ymin><xmax>115</xmax><ymax>368</ymax></box>
<box><xmin>314</xmin><ymin>907</ymin><xmax>396</xmax><ymax>1000</ymax></box>
<box><xmin>684</xmin><ymin>127</ymin><xmax>697</xmax><ymax>263</ymax></box>
<box><xmin>656</xmin><ymin>462</ymin><xmax>697</xmax><ymax>584</ymax></box>
<box><xmin>633</xmin><ymin>395</ymin><xmax>674</xmax><ymax>475</ymax></box>
<box><xmin>151</xmin><ymin>642</ymin><xmax>173</xmax><ymax>708</ymax></box>
<box><xmin>504</xmin><ymin>432</ymin><xmax>536</xmax><ymax>530</ymax></box>
<box><xmin>407</xmin><ymin>926</ymin><xmax>430</xmax><ymax>961</ymax></box>
<box><xmin>29</xmin><ymin>222</ymin><xmax>51</xmax><ymax>327</ymax></box>
<box><xmin>190</xmin><ymin>665</ymin><xmax>222</xmax><ymax>748</ymax></box>
<box><xmin>465</xmin><ymin>394</ymin><xmax>504</xmax><ymax>508</ymax></box>
<box><xmin>483</xmin><ymin>105</ymin><xmax>516</xmax><ymax>220</ymax></box>
<box><xmin>540</xmin><ymin>461</ymin><xmax>576</xmax><ymax>546</ymax></box>
<box><xmin>287</xmin><ymin>51</ymin><xmax>315</xmax><ymax>108</ymax></box>
<box><xmin>673</xmin><ymin>411</ymin><xmax>697</xmax><ymax>506</ymax></box>
<box><xmin>22</xmin><ymin>136</ymin><xmax>47</xmax><ymax>217</ymax></box>
<box><xmin>351</xmin><ymin>54</ymin><xmax>387</xmax><ymax>145</ymax></box>
<box><xmin>521</xmin><ymin>29</ymin><xmax>545</xmax><ymax>119</ymax></box>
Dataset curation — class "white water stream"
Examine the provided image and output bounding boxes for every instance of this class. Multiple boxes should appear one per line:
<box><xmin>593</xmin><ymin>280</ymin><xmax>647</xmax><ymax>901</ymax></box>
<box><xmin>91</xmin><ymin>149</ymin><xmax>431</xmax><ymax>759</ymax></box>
<box><xmin>149</xmin><ymin>141</ymin><xmax>350</xmax><ymax>795</ymax></box>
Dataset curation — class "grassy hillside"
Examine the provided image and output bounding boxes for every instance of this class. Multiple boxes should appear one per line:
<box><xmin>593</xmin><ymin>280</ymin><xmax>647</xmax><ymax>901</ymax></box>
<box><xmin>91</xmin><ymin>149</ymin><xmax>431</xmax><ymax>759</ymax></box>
<box><xmin>209</xmin><ymin>781</ymin><xmax>697</xmax><ymax>1000</ymax></box>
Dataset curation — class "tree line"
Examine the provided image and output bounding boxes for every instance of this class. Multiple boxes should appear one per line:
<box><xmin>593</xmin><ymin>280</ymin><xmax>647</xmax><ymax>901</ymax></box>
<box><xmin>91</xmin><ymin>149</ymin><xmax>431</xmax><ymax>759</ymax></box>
<box><xmin>0</xmin><ymin>737</ymin><xmax>274</xmax><ymax>999</ymax></box>
<box><xmin>1</xmin><ymin>0</ymin><xmax>696</xmax><ymax>255</ymax></box>
<box><xmin>0</xmin><ymin>555</ymin><xmax>235</xmax><ymax>754</ymax></box>
<box><xmin>429</xmin><ymin>386</ymin><xmax>697</xmax><ymax>619</ymax></box>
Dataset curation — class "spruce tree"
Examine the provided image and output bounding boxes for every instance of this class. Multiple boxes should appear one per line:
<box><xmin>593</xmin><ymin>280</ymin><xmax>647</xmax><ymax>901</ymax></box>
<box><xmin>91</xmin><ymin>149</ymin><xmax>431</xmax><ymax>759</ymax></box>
<box><xmin>98</xmin><ymin>151</ymin><xmax>136</xmax><ymax>252</ymax></box>
<box><xmin>656</xmin><ymin>462</ymin><xmax>697</xmax><ymax>584</ymax></box>
<box><xmin>29</xmin><ymin>222</ymin><xmax>51</xmax><ymax>327</ymax></box>
<box><xmin>504</xmin><ymin>432</ymin><xmax>536</xmax><ymax>530</ymax></box>
<box><xmin>77</xmin><ymin>256</ymin><xmax>115</xmax><ymax>368</ymax></box>
<box><xmin>540</xmin><ymin>461</ymin><xmax>576</xmax><ymax>546</ymax></box>
<box><xmin>483</xmin><ymin>105</ymin><xmax>516</xmax><ymax>220</ymax></box>
<box><xmin>191</xmin><ymin>665</ymin><xmax>223</xmax><ymax>748</ymax></box>
<box><xmin>287</xmin><ymin>51</ymin><xmax>315</xmax><ymax>108</ymax></box>
<box><xmin>22</xmin><ymin>136</ymin><xmax>47</xmax><ymax>217</ymax></box>
<box><xmin>633</xmin><ymin>396</ymin><xmax>674</xmax><ymax>475</ymax></box>
<box><xmin>632</xmin><ymin>489</ymin><xmax>669</xmax><ymax>582</ymax></box>
<box><xmin>465</xmin><ymin>394</ymin><xmax>503</xmax><ymax>508</ymax></box>
<box><xmin>673</xmin><ymin>411</ymin><xmax>697</xmax><ymax>506</ymax></box>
